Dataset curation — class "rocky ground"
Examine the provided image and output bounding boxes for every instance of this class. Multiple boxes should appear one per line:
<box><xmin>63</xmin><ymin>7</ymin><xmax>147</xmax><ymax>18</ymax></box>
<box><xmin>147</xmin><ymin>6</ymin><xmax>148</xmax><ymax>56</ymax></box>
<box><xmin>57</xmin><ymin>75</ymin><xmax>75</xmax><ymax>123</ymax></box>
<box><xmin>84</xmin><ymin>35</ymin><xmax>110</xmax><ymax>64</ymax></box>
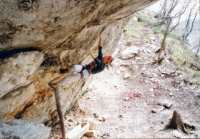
<box><xmin>51</xmin><ymin>10</ymin><xmax>200</xmax><ymax>138</ymax></box>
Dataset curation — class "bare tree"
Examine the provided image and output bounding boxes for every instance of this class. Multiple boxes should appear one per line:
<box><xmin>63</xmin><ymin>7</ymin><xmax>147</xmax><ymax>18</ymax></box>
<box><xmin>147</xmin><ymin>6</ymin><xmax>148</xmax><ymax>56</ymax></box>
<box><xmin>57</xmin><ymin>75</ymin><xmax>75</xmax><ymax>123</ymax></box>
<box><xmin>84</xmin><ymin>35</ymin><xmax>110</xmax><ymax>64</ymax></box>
<box><xmin>195</xmin><ymin>0</ymin><xmax>200</xmax><ymax>57</ymax></box>
<box><xmin>154</xmin><ymin>0</ymin><xmax>200</xmax><ymax>64</ymax></box>
<box><xmin>154</xmin><ymin>18</ymin><xmax>172</xmax><ymax>64</ymax></box>
<box><xmin>156</xmin><ymin>0</ymin><xmax>181</xmax><ymax>25</ymax></box>
<box><xmin>157</xmin><ymin>0</ymin><xmax>190</xmax><ymax>25</ymax></box>
<box><xmin>157</xmin><ymin>0</ymin><xmax>168</xmax><ymax>19</ymax></box>
<box><xmin>154</xmin><ymin>0</ymin><xmax>190</xmax><ymax>64</ymax></box>
<box><xmin>183</xmin><ymin>6</ymin><xmax>198</xmax><ymax>41</ymax></box>
<box><xmin>169</xmin><ymin>0</ymin><xmax>190</xmax><ymax>31</ymax></box>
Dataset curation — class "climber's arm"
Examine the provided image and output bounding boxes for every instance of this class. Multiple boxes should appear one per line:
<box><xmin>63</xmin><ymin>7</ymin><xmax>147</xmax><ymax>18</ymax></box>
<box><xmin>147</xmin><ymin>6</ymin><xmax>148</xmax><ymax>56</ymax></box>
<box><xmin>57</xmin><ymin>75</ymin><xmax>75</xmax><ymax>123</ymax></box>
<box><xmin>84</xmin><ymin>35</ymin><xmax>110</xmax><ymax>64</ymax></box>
<box><xmin>97</xmin><ymin>46</ymin><xmax>103</xmax><ymax>60</ymax></box>
<box><xmin>97</xmin><ymin>35</ymin><xmax>103</xmax><ymax>60</ymax></box>
<box><xmin>89</xmin><ymin>46</ymin><xmax>103</xmax><ymax>62</ymax></box>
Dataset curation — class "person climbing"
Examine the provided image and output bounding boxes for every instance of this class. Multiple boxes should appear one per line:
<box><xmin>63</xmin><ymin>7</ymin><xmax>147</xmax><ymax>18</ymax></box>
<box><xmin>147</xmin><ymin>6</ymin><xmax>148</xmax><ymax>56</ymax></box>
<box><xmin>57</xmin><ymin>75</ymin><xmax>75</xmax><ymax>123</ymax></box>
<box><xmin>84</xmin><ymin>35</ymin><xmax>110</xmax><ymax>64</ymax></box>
<box><xmin>73</xmin><ymin>45</ymin><xmax>113</xmax><ymax>78</ymax></box>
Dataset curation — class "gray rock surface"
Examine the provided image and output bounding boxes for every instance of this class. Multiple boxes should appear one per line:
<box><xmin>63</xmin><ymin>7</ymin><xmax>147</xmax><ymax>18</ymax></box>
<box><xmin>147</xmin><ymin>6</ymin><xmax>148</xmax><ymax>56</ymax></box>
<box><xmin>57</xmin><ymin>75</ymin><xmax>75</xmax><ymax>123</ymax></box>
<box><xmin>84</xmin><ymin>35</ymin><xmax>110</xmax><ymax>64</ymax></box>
<box><xmin>0</xmin><ymin>52</ymin><xmax>44</xmax><ymax>98</ymax></box>
<box><xmin>0</xmin><ymin>120</ymin><xmax>50</xmax><ymax>139</ymax></box>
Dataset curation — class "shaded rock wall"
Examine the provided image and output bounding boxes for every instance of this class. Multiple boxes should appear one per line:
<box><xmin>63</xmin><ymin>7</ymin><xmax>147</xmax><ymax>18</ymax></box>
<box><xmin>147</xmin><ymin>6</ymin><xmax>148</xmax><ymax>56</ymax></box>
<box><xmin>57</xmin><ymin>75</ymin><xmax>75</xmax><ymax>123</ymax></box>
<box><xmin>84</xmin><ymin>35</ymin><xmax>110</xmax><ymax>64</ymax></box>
<box><xmin>0</xmin><ymin>0</ymin><xmax>157</xmax><ymax>125</ymax></box>
<box><xmin>0</xmin><ymin>120</ymin><xmax>50</xmax><ymax>139</ymax></box>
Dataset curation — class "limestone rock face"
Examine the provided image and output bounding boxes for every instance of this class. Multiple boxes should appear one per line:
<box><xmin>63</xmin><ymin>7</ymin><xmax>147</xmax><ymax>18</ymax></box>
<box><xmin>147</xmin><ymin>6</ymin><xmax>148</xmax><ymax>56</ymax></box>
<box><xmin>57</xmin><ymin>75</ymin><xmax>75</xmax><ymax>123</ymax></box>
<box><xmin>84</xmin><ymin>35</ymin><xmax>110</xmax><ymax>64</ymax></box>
<box><xmin>0</xmin><ymin>0</ymin><xmax>157</xmax><ymax>137</ymax></box>
<box><xmin>0</xmin><ymin>52</ymin><xmax>85</xmax><ymax>123</ymax></box>
<box><xmin>0</xmin><ymin>0</ymin><xmax>156</xmax><ymax>51</ymax></box>
<box><xmin>0</xmin><ymin>52</ymin><xmax>44</xmax><ymax>98</ymax></box>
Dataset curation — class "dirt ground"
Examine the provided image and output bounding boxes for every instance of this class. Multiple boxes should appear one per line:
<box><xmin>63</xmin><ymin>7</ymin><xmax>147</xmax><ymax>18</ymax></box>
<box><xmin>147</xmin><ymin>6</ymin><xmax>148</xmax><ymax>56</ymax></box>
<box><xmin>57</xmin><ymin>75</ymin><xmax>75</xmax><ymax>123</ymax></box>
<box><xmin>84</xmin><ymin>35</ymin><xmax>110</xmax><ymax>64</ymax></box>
<box><xmin>54</xmin><ymin>10</ymin><xmax>200</xmax><ymax>139</ymax></box>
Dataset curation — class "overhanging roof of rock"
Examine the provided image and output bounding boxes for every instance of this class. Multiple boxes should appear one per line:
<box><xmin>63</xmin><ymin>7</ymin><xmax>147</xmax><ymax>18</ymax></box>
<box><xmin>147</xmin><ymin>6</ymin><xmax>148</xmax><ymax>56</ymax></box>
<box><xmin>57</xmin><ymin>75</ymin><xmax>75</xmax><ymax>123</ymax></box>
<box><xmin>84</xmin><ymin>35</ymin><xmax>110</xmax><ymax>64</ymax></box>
<box><xmin>0</xmin><ymin>0</ymin><xmax>158</xmax><ymax>50</ymax></box>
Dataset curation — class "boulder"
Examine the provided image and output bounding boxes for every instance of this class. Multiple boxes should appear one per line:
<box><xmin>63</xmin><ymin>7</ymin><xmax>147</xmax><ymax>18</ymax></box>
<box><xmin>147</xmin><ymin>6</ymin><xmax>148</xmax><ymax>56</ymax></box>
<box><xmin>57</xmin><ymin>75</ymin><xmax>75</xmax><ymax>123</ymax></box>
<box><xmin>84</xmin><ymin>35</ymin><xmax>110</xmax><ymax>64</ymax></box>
<box><xmin>0</xmin><ymin>120</ymin><xmax>50</xmax><ymax>139</ymax></box>
<box><xmin>120</xmin><ymin>47</ymin><xmax>139</xmax><ymax>60</ymax></box>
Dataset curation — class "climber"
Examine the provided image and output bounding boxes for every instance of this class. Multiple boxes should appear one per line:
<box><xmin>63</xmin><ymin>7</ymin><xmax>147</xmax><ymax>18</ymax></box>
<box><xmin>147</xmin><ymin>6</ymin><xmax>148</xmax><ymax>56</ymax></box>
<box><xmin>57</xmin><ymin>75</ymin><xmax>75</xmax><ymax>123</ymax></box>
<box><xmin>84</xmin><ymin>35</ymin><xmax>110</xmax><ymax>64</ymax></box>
<box><xmin>74</xmin><ymin>45</ymin><xmax>113</xmax><ymax>78</ymax></box>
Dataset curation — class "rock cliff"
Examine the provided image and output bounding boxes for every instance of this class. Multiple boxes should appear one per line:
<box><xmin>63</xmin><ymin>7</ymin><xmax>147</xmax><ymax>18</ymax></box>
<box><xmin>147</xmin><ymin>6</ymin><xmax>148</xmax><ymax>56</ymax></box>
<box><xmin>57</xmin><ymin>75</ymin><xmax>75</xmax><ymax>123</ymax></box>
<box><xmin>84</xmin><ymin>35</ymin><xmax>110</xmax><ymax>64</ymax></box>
<box><xmin>0</xmin><ymin>0</ymin><xmax>157</xmax><ymax>138</ymax></box>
